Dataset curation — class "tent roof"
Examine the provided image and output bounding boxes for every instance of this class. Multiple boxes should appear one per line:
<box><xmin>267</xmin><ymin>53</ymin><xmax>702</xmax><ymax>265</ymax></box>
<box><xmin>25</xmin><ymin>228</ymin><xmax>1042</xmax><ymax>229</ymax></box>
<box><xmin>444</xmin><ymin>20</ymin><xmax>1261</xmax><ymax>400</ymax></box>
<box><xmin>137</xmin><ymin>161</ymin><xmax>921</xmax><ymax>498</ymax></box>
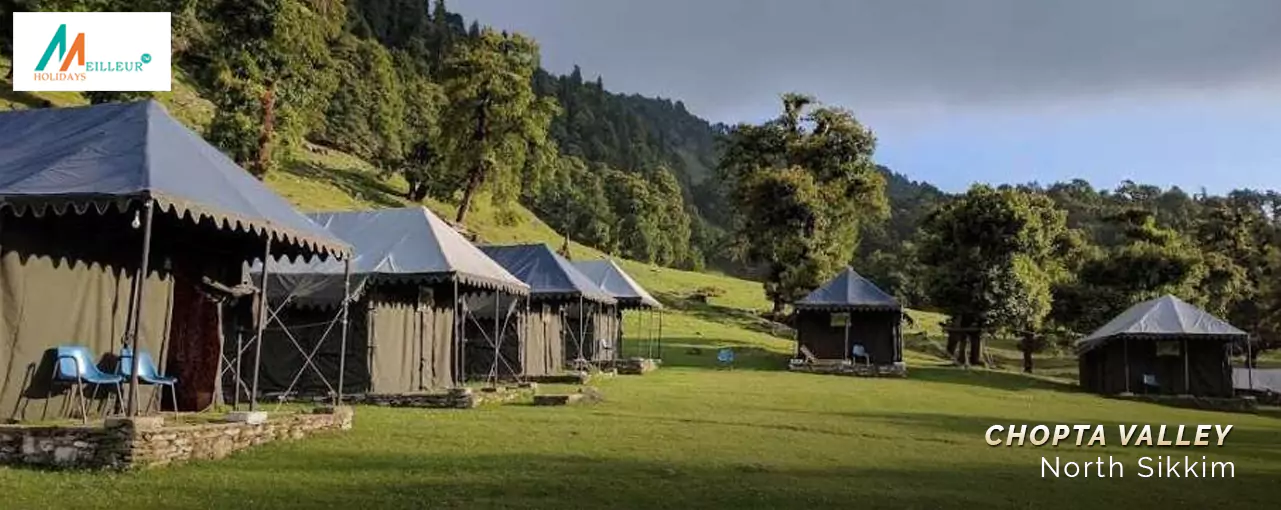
<box><xmin>572</xmin><ymin>259</ymin><xmax>662</xmax><ymax>309</ymax></box>
<box><xmin>795</xmin><ymin>267</ymin><xmax>901</xmax><ymax>310</ymax></box>
<box><xmin>1077</xmin><ymin>295</ymin><xmax>1247</xmax><ymax>353</ymax></box>
<box><xmin>0</xmin><ymin>100</ymin><xmax>348</xmax><ymax>259</ymax></box>
<box><xmin>480</xmin><ymin>244</ymin><xmax>616</xmax><ymax>304</ymax></box>
<box><xmin>264</xmin><ymin>207</ymin><xmax>529</xmax><ymax>301</ymax></box>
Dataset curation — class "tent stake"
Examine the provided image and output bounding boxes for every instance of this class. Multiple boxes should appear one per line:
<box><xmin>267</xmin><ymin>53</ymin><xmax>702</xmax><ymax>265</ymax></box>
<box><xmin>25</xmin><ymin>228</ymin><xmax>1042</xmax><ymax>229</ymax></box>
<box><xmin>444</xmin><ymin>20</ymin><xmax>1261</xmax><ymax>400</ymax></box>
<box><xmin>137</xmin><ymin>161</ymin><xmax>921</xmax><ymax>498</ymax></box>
<box><xmin>336</xmin><ymin>257</ymin><xmax>351</xmax><ymax>406</ymax></box>
<box><xmin>249</xmin><ymin>237</ymin><xmax>272</xmax><ymax>412</ymax></box>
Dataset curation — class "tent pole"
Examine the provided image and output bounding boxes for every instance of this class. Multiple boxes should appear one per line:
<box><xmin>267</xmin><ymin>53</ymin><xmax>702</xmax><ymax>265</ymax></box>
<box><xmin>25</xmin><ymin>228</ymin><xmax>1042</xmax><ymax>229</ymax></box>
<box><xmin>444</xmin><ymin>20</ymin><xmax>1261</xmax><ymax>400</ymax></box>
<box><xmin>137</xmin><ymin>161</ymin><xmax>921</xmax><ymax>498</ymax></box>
<box><xmin>126</xmin><ymin>201</ymin><xmax>155</xmax><ymax>417</ymax></box>
<box><xmin>249</xmin><ymin>237</ymin><xmax>272</xmax><ymax>412</ymax></box>
<box><xmin>1247</xmin><ymin>335</ymin><xmax>1254</xmax><ymax>391</ymax></box>
<box><xmin>658</xmin><ymin>308</ymin><xmax>664</xmax><ymax>361</ymax></box>
<box><xmin>492</xmin><ymin>290</ymin><xmax>501</xmax><ymax>385</ymax></box>
<box><xmin>454</xmin><ymin>278</ymin><xmax>462</xmax><ymax>385</ymax></box>
<box><xmin>1123</xmin><ymin>338</ymin><xmax>1130</xmax><ymax>394</ymax></box>
<box><xmin>336</xmin><ymin>258</ymin><xmax>351</xmax><ymax>406</ymax></box>
<box><xmin>578</xmin><ymin>296</ymin><xmax>585</xmax><ymax>364</ymax></box>
<box><xmin>1183</xmin><ymin>338</ymin><xmax>1190</xmax><ymax>394</ymax></box>
<box><xmin>843</xmin><ymin>314</ymin><xmax>851</xmax><ymax>363</ymax></box>
<box><xmin>233</xmin><ymin>331</ymin><xmax>243</xmax><ymax>409</ymax></box>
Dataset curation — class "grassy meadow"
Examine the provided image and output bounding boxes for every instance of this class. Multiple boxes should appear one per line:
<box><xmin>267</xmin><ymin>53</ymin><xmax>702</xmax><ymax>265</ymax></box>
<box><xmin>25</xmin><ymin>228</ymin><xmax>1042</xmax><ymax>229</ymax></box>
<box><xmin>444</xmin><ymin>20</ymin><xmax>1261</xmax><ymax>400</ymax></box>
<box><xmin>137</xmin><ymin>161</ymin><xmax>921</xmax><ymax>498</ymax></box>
<box><xmin>3</xmin><ymin>62</ymin><xmax>1280</xmax><ymax>509</ymax></box>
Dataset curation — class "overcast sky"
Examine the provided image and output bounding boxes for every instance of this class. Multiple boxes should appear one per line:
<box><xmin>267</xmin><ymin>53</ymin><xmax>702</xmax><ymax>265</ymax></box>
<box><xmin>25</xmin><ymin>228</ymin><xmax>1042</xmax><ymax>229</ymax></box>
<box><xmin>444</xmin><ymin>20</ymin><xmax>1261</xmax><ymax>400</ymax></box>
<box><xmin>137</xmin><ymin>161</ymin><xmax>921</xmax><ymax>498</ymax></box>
<box><xmin>453</xmin><ymin>0</ymin><xmax>1281</xmax><ymax>192</ymax></box>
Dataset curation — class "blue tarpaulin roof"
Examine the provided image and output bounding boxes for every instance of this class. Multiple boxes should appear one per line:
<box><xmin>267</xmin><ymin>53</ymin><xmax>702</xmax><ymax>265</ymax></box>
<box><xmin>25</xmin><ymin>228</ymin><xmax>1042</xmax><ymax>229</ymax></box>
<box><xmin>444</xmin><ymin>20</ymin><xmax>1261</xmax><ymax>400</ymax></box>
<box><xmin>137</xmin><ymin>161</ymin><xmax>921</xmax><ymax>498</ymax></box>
<box><xmin>795</xmin><ymin>267</ymin><xmax>900</xmax><ymax>310</ymax></box>
<box><xmin>480</xmin><ymin>244</ymin><xmax>616</xmax><ymax>304</ymax></box>
<box><xmin>0</xmin><ymin>100</ymin><xmax>349</xmax><ymax>258</ymax></box>
<box><xmin>572</xmin><ymin>259</ymin><xmax>661</xmax><ymax>309</ymax></box>
<box><xmin>264</xmin><ymin>207</ymin><xmax>529</xmax><ymax>303</ymax></box>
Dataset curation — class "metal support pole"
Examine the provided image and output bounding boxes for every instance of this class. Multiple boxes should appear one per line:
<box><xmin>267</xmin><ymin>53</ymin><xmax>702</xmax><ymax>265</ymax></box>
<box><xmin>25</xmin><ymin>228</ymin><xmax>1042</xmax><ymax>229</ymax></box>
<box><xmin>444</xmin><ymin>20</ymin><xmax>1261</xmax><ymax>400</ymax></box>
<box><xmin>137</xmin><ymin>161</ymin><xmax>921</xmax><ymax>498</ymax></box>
<box><xmin>233</xmin><ymin>331</ymin><xmax>243</xmax><ymax>409</ymax></box>
<box><xmin>657</xmin><ymin>308</ymin><xmax>664</xmax><ymax>360</ymax></box>
<box><xmin>126</xmin><ymin>201</ymin><xmax>155</xmax><ymax>417</ymax></box>
<box><xmin>1123</xmin><ymin>338</ymin><xmax>1130</xmax><ymax>394</ymax></box>
<box><xmin>249</xmin><ymin>237</ymin><xmax>272</xmax><ymax>412</ymax></box>
<box><xmin>336</xmin><ymin>258</ymin><xmax>351</xmax><ymax>406</ymax></box>
<box><xmin>1246</xmin><ymin>335</ymin><xmax>1254</xmax><ymax>391</ymax></box>
<box><xmin>1183</xmin><ymin>338</ymin><xmax>1190</xmax><ymax>394</ymax></box>
<box><xmin>843</xmin><ymin>317</ymin><xmax>851</xmax><ymax>362</ymax></box>
<box><xmin>578</xmin><ymin>296</ymin><xmax>586</xmax><ymax>363</ymax></box>
<box><xmin>453</xmin><ymin>278</ymin><xmax>462</xmax><ymax>385</ymax></box>
<box><xmin>492</xmin><ymin>291</ymin><xmax>501</xmax><ymax>384</ymax></box>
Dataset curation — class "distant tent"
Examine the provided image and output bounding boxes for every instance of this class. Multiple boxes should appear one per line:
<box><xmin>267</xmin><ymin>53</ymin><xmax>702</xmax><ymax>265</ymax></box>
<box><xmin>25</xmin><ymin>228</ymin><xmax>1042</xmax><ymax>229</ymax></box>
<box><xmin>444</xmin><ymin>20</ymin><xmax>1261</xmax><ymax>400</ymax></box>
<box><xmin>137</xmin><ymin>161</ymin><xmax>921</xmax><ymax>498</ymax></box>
<box><xmin>573</xmin><ymin>259</ymin><xmax>662</xmax><ymax>310</ymax></box>
<box><xmin>573</xmin><ymin>259</ymin><xmax>664</xmax><ymax>359</ymax></box>
<box><xmin>793</xmin><ymin>267</ymin><xmax>903</xmax><ymax>365</ymax></box>
<box><xmin>0</xmin><ymin>101</ymin><xmax>348</xmax><ymax>417</ymax></box>
<box><xmin>482</xmin><ymin>244</ymin><xmax>618</xmax><ymax>368</ymax></box>
<box><xmin>247</xmin><ymin>207</ymin><xmax>530</xmax><ymax>396</ymax></box>
<box><xmin>1076</xmin><ymin>295</ymin><xmax>1243</xmax><ymax>397</ymax></box>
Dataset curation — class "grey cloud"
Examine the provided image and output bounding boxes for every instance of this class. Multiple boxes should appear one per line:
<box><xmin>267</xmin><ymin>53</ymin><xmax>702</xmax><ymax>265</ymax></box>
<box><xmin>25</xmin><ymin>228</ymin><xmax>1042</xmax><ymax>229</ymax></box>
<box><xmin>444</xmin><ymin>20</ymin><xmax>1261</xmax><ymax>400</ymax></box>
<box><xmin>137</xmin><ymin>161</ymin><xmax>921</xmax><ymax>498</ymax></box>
<box><xmin>453</xmin><ymin>0</ymin><xmax>1281</xmax><ymax>121</ymax></box>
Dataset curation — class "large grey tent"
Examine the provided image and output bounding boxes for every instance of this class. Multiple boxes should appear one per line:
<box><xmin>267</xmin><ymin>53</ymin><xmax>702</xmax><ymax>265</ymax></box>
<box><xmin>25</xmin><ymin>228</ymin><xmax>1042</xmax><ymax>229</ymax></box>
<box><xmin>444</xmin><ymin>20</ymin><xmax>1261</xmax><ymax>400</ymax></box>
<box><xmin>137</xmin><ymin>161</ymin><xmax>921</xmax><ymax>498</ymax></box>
<box><xmin>481</xmin><ymin>244</ymin><xmax>618</xmax><ymax>369</ymax></box>
<box><xmin>1076</xmin><ymin>295</ymin><xmax>1244</xmax><ymax>397</ymax></box>
<box><xmin>573</xmin><ymin>259</ymin><xmax>663</xmax><ymax>359</ymax></box>
<box><xmin>243</xmin><ymin>207</ymin><xmax>530</xmax><ymax>397</ymax></box>
<box><xmin>0</xmin><ymin>101</ymin><xmax>348</xmax><ymax>419</ymax></box>
<box><xmin>794</xmin><ymin>267</ymin><xmax>903</xmax><ymax>364</ymax></box>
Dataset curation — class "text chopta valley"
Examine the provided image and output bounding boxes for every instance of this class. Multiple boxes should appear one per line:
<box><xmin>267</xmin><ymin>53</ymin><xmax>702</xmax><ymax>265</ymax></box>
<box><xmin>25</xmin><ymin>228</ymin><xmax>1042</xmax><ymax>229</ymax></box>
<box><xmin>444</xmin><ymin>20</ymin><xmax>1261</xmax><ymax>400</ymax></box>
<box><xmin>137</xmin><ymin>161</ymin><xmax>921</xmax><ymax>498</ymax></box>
<box><xmin>983</xmin><ymin>424</ymin><xmax>1236</xmax><ymax>478</ymax></box>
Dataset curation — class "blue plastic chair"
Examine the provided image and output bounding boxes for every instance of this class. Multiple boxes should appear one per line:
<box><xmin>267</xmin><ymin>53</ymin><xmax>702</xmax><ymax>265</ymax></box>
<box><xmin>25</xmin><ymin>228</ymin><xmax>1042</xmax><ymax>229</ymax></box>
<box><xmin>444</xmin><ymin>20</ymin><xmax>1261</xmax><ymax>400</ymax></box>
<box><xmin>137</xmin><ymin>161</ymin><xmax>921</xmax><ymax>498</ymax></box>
<box><xmin>717</xmin><ymin>347</ymin><xmax>734</xmax><ymax>369</ymax></box>
<box><xmin>42</xmin><ymin>346</ymin><xmax>125</xmax><ymax>422</ymax></box>
<box><xmin>851</xmin><ymin>344</ymin><xmax>870</xmax><ymax>365</ymax></box>
<box><xmin>118</xmin><ymin>348</ymin><xmax>178</xmax><ymax>413</ymax></box>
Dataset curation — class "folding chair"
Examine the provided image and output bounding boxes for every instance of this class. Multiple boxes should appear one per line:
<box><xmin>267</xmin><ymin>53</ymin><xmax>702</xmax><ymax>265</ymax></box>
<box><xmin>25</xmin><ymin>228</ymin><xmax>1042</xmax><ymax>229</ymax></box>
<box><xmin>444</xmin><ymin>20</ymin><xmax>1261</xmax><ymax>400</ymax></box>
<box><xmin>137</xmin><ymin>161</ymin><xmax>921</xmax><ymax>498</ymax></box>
<box><xmin>1142</xmin><ymin>374</ymin><xmax>1160</xmax><ymax>395</ymax></box>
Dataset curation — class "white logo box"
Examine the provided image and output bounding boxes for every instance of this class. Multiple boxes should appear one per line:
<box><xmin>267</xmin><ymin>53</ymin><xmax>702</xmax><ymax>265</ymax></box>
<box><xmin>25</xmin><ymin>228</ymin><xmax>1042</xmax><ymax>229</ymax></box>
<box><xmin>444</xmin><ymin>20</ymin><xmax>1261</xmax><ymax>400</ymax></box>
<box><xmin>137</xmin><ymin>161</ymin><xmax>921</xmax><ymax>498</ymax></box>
<box><xmin>12</xmin><ymin>12</ymin><xmax>172</xmax><ymax>92</ymax></box>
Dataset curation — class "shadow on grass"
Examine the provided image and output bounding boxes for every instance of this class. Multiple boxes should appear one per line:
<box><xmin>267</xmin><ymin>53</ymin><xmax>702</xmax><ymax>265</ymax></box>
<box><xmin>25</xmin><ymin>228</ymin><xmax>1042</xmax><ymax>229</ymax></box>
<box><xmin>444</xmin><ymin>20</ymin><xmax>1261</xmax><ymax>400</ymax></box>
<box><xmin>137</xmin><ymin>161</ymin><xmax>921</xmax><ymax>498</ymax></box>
<box><xmin>657</xmin><ymin>336</ymin><xmax>791</xmax><ymax>371</ymax></box>
<box><xmin>30</xmin><ymin>449</ymin><xmax>1276</xmax><ymax>510</ymax></box>
<box><xmin>653</xmin><ymin>291</ymin><xmax>794</xmax><ymax>340</ymax></box>
<box><xmin>281</xmin><ymin>156</ymin><xmax>407</xmax><ymax>209</ymax></box>
<box><xmin>909</xmin><ymin>366</ymin><xmax>1081</xmax><ymax>393</ymax></box>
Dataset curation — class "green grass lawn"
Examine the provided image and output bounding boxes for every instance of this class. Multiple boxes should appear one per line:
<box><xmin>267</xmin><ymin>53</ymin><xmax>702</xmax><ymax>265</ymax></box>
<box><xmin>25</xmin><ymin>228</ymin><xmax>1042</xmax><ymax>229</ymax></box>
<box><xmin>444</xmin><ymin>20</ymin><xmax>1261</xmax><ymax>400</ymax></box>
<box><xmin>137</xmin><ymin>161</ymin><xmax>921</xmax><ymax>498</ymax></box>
<box><xmin>3</xmin><ymin>367</ymin><xmax>1279</xmax><ymax>509</ymax></box>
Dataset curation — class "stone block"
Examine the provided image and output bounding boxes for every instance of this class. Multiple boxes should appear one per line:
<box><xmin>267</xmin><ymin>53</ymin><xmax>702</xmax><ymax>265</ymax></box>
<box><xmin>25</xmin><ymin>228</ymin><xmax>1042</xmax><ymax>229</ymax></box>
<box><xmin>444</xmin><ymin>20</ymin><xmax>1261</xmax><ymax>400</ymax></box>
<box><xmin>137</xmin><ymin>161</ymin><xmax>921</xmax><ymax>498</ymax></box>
<box><xmin>224</xmin><ymin>411</ymin><xmax>268</xmax><ymax>425</ymax></box>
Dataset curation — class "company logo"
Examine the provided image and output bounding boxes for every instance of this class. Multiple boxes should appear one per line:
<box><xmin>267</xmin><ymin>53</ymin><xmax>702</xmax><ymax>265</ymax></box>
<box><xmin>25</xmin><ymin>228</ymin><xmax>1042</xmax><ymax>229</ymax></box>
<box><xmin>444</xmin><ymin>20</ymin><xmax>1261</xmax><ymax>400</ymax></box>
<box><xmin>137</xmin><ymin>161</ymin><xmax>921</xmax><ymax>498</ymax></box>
<box><xmin>13</xmin><ymin>12</ymin><xmax>171</xmax><ymax>92</ymax></box>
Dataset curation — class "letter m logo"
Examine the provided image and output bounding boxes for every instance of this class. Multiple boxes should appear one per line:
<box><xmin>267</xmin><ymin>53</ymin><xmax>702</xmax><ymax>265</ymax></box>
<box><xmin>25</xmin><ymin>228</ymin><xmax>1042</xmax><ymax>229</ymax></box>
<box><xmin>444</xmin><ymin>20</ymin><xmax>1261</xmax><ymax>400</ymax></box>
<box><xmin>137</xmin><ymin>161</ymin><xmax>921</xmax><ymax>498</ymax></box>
<box><xmin>35</xmin><ymin>24</ymin><xmax>85</xmax><ymax>72</ymax></box>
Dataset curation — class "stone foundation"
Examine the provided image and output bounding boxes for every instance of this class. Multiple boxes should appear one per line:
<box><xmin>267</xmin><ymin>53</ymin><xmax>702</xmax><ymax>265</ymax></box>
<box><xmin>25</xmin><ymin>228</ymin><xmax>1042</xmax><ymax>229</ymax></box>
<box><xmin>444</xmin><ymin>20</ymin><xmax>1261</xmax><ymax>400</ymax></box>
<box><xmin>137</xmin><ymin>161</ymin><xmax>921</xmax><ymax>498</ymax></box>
<box><xmin>1117</xmin><ymin>394</ymin><xmax>1259</xmax><ymax>413</ymax></box>
<box><xmin>599</xmin><ymin>358</ymin><xmax>660</xmax><ymax>375</ymax></box>
<box><xmin>0</xmin><ymin>406</ymin><xmax>352</xmax><ymax>470</ymax></box>
<box><xmin>525</xmin><ymin>372</ymin><xmax>592</xmax><ymax>385</ymax></box>
<box><xmin>344</xmin><ymin>386</ymin><xmax>531</xmax><ymax>409</ymax></box>
<box><xmin>787</xmin><ymin>360</ymin><xmax>908</xmax><ymax>378</ymax></box>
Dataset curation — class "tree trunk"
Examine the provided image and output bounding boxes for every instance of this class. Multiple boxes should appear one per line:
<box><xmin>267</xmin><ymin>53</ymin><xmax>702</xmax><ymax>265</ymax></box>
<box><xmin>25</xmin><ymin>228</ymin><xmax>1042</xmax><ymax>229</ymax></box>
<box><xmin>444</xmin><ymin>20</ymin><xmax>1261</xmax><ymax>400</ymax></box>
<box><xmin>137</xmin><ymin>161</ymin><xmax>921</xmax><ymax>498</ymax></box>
<box><xmin>455</xmin><ymin>166</ymin><xmax>483</xmax><ymax>223</ymax></box>
<box><xmin>968</xmin><ymin>330</ymin><xmax>984</xmax><ymax>367</ymax></box>
<box><xmin>1022</xmin><ymin>341</ymin><xmax>1034</xmax><ymax>374</ymax></box>
<box><xmin>455</xmin><ymin>90</ymin><xmax>491</xmax><ymax>223</ymax></box>
<box><xmin>252</xmin><ymin>83</ymin><xmax>277</xmax><ymax>178</ymax></box>
<box><xmin>946</xmin><ymin>329</ymin><xmax>961</xmax><ymax>359</ymax></box>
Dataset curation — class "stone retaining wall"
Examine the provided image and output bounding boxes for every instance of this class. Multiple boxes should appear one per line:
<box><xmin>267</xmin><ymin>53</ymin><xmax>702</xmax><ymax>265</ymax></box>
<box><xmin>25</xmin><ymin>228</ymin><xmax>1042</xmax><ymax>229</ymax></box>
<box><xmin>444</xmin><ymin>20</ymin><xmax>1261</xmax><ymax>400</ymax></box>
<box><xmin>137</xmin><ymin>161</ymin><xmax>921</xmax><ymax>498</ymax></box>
<box><xmin>345</xmin><ymin>386</ymin><xmax>531</xmax><ymax>409</ymax></box>
<box><xmin>787</xmin><ymin>361</ymin><xmax>909</xmax><ymax>378</ymax></box>
<box><xmin>0</xmin><ymin>407</ymin><xmax>352</xmax><ymax>470</ymax></box>
<box><xmin>599</xmin><ymin>358</ymin><xmax>660</xmax><ymax>375</ymax></box>
<box><xmin>1119</xmin><ymin>394</ymin><xmax>1259</xmax><ymax>413</ymax></box>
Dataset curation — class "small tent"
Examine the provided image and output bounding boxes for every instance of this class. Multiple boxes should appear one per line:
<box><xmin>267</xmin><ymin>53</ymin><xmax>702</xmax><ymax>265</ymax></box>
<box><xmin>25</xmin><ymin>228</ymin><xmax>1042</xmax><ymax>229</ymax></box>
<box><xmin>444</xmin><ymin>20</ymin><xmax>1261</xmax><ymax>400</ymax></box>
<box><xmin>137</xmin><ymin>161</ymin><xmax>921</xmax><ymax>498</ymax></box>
<box><xmin>482</xmin><ymin>244</ymin><xmax>618</xmax><ymax>369</ymax></box>
<box><xmin>0</xmin><ymin>101</ymin><xmax>348</xmax><ymax>417</ymax></box>
<box><xmin>247</xmin><ymin>207</ymin><xmax>530</xmax><ymax>396</ymax></box>
<box><xmin>1076</xmin><ymin>295</ymin><xmax>1243</xmax><ymax>397</ymax></box>
<box><xmin>573</xmin><ymin>259</ymin><xmax>663</xmax><ymax>358</ymax></box>
<box><xmin>794</xmin><ymin>267</ymin><xmax>903</xmax><ymax>365</ymax></box>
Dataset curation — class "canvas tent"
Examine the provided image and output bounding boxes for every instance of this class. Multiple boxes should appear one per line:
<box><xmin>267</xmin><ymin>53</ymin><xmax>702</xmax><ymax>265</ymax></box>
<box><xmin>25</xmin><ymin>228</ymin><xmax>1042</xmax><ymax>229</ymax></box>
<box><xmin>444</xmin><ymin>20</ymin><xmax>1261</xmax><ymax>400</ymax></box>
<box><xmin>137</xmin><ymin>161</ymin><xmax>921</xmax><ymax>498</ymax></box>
<box><xmin>1076</xmin><ymin>295</ymin><xmax>1243</xmax><ymax>397</ymax></box>
<box><xmin>794</xmin><ymin>267</ymin><xmax>903</xmax><ymax>365</ymax></box>
<box><xmin>481</xmin><ymin>244</ymin><xmax>618</xmax><ymax>370</ymax></box>
<box><xmin>573</xmin><ymin>259</ymin><xmax>664</xmax><ymax>359</ymax></box>
<box><xmin>0</xmin><ymin>101</ymin><xmax>348</xmax><ymax>420</ymax></box>
<box><xmin>241</xmin><ymin>207</ymin><xmax>530</xmax><ymax>397</ymax></box>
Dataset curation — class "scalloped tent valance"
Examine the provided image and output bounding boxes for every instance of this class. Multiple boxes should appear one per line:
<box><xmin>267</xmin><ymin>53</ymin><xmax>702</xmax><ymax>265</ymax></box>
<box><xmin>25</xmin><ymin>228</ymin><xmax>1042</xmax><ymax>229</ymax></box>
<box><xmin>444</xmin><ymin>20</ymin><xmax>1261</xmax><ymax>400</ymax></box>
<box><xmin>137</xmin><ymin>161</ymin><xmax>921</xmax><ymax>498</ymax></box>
<box><xmin>0</xmin><ymin>100</ymin><xmax>350</xmax><ymax>260</ymax></box>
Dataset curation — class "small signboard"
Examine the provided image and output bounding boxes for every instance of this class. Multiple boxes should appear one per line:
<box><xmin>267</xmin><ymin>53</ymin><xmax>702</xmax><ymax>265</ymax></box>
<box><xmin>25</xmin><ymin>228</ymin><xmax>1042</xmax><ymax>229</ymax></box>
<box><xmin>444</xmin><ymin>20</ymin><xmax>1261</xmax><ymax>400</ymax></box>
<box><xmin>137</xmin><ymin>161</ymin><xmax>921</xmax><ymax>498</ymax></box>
<box><xmin>1155</xmin><ymin>340</ymin><xmax>1181</xmax><ymax>357</ymax></box>
<box><xmin>830</xmin><ymin>312</ymin><xmax>850</xmax><ymax>327</ymax></box>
